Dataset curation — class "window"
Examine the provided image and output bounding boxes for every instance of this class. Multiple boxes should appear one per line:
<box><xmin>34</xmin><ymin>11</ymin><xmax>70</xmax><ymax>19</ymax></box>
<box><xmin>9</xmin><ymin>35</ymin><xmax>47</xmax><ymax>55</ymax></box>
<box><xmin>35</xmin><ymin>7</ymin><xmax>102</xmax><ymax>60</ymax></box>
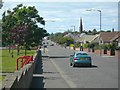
<box><xmin>76</xmin><ymin>53</ymin><xmax>88</xmax><ymax>56</ymax></box>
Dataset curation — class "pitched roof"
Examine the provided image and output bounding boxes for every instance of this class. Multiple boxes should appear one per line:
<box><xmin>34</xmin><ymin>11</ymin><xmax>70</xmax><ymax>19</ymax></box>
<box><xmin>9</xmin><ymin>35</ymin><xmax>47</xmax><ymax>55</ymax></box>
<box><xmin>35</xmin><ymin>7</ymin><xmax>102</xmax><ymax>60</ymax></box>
<box><xmin>64</xmin><ymin>33</ymin><xmax>74</xmax><ymax>38</ymax></box>
<box><xmin>100</xmin><ymin>32</ymin><xmax>118</xmax><ymax>42</ymax></box>
<box><xmin>77</xmin><ymin>34</ymin><xmax>99</xmax><ymax>42</ymax></box>
<box><xmin>110</xmin><ymin>32</ymin><xmax>120</xmax><ymax>41</ymax></box>
<box><xmin>91</xmin><ymin>34</ymin><xmax>100</xmax><ymax>43</ymax></box>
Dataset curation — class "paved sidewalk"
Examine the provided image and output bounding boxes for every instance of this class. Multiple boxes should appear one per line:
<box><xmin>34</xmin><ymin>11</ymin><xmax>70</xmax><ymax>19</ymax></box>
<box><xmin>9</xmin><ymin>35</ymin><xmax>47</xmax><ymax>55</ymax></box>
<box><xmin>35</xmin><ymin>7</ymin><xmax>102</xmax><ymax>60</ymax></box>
<box><xmin>30</xmin><ymin>52</ymin><xmax>70</xmax><ymax>88</ymax></box>
<box><xmin>42</xmin><ymin>57</ymin><xmax>70</xmax><ymax>88</ymax></box>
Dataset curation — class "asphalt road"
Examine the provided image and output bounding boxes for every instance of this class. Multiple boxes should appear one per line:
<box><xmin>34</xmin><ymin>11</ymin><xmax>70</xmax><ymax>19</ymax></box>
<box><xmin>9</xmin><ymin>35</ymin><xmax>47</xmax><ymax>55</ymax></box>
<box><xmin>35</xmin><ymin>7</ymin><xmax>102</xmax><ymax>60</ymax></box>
<box><xmin>31</xmin><ymin>40</ymin><xmax>118</xmax><ymax>88</ymax></box>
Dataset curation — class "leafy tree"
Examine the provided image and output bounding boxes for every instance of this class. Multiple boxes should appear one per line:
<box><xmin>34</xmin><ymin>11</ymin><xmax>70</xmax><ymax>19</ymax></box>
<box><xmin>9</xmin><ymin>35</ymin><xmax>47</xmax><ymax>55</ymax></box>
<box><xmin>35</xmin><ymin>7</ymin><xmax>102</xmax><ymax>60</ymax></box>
<box><xmin>2</xmin><ymin>4</ymin><xmax>48</xmax><ymax>55</ymax></box>
<box><xmin>92</xmin><ymin>29</ymin><xmax>97</xmax><ymax>34</ymax></box>
<box><xmin>106</xmin><ymin>30</ymin><xmax>111</xmax><ymax>32</ymax></box>
<box><xmin>56</xmin><ymin>37</ymin><xmax>74</xmax><ymax>46</ymax></box>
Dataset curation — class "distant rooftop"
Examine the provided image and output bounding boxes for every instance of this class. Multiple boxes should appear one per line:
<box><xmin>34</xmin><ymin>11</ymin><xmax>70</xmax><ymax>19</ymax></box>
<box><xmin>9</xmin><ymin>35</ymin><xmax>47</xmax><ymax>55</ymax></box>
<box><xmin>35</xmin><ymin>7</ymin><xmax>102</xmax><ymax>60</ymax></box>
<box><xmin>100</xmin><ymin>32</ymin><xmax>119</xmax><ymax>42</ymax></box>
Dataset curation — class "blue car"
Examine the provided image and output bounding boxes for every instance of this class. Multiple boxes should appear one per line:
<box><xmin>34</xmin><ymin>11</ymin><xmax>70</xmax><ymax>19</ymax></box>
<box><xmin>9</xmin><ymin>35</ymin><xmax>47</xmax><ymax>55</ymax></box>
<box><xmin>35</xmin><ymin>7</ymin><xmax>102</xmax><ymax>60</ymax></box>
<box><xmin>70</xmin><ymin>51</ymin><xmax>92</xmax><ymax>67</ymax></box>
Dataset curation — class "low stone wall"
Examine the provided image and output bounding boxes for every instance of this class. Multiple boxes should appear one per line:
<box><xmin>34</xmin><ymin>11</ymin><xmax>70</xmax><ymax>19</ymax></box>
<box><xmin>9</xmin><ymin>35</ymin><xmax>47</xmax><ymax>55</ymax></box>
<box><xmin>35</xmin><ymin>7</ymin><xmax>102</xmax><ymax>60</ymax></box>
<box><xmin>1</xmin><ymin>50</ymin><xmax>41</xmax><ymax>89</ymax></box>
<box><xmin>83</xmin><ymin>48</ymin><xmax>88</xmax><ymax>52</ymax></box>
<box><xmin>83</xmin><ymin>48</ymin><xmax>119</xmax><ymax>57</ymax></box>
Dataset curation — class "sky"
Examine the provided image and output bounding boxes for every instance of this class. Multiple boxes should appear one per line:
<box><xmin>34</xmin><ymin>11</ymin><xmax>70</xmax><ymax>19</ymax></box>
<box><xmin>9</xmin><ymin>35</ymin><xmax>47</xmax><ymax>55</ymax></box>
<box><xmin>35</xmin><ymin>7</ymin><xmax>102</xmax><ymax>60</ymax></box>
<box><xmin>0</xmin><ymin>0</ymin><xmax>119</xmax><ymax>34</ymax></box>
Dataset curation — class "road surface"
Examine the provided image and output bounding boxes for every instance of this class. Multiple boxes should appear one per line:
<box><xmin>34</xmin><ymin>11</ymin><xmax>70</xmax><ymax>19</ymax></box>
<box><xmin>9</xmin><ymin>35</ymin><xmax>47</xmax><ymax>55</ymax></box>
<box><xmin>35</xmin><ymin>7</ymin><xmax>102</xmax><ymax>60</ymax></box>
<box><xmin>31</xmin><ymin>40</ymin><xmax>118</xmax><ymax>88</ymax></box>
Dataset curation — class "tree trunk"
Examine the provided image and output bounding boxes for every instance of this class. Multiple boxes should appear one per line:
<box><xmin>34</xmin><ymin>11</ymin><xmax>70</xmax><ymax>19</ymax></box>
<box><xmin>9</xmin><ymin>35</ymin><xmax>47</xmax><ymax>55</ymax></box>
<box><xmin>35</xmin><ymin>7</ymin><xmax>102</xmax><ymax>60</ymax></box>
<box><xmin>11</xmin><ymin>47</ymin><xmax>14</xmax><ymax>58</ymax></box>
<box><xmin>25</xmin><ymin>48</ymin><xmax>27</xmax><ymax>56</ymax></box>
<box><xmin>9</xmin><ymin>45</ymin><xmax>11</xmax><ymax>53</ymax></box>
<box><xmin>17</xmin><ymin>45</ymin><xmax>20</xmax><ymax>55</ymax></box>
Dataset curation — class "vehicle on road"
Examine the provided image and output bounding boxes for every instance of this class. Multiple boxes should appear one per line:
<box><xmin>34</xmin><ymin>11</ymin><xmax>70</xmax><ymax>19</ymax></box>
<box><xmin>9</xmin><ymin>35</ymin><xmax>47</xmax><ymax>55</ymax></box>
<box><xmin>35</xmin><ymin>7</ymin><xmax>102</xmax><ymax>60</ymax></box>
<box><xmin>44</xmin><ymin>45</ymin><xmax>47</xmax><ymax>48</ymax></box>
<box><xmin>69</xmin><ymin>51</ymin><xmax>92</xmax><ymax>67</ymax></box>
<box><xmin>50</xmin><ymin>44</ymin><xmax>54</xmax><ymax>46</ymax></box>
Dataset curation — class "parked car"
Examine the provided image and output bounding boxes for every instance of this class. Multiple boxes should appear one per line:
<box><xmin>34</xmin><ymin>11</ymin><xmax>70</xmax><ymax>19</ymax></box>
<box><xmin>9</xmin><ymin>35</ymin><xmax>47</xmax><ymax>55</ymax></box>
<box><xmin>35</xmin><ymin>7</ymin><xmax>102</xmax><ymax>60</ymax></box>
<box><xmin>69</xmin><ymin>51</ymin><xmax>92</xmax><ymax>67</ymax></box>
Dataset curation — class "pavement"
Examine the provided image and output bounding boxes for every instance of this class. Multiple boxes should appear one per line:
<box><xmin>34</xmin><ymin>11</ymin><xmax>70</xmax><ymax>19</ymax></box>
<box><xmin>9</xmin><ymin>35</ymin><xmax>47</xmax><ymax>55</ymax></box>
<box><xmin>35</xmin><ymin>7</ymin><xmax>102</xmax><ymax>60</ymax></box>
<box><xmin>30</xmin><ymin>50</ymin><xmax>70</xmax><ymax>88</ymax></box>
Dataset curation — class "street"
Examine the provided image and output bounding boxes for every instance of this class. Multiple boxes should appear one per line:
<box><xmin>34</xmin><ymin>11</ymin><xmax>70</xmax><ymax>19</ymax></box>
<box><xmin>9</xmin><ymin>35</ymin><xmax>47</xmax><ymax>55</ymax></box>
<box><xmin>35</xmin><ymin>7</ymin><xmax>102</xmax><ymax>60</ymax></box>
<box><xmin>1</xmin><ymin>2</ymin><xmax>119</xmax><ymax>89</ymax></box>
<box><xmin>31</xmin><ymin>41</ymin><xmax>118</xmax><ymax>88</ymax></box>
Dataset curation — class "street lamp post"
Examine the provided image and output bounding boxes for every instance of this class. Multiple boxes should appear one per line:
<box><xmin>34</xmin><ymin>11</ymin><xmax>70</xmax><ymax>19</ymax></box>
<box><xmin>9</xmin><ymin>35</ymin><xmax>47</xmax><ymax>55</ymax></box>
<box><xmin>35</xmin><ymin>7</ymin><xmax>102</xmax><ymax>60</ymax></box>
<box><xmin>71</xmin><ymin>25</ymin><xmax>75</xmax><ymax>50</ymax></box>
<box><xmin>97</xmin><ymin>10</ymin><xmax>101</xmax><ymax>32</ymax></box>
<box><xmin>86</xmin><ymin>9</ymin><xmax>102</xmax><ymax>56</ymax></box>
<box><xmin>86</xmin><ymin>9</ymin><xmax>101</xmax><ymax>32</ymax></box>
<box><xmin>97</xmin><ymin>10</ymin><xmax>102</xmax><ymax>56</ymax></box>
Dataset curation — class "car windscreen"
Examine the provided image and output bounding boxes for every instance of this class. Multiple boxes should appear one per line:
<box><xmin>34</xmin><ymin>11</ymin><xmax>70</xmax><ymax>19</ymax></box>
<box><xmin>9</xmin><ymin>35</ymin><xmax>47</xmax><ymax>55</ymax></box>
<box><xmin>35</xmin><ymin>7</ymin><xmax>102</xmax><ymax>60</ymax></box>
<box><xmin>76</xmin><ymin>53</ymin><xmax>88</xmax><ymax>56</ymax></box>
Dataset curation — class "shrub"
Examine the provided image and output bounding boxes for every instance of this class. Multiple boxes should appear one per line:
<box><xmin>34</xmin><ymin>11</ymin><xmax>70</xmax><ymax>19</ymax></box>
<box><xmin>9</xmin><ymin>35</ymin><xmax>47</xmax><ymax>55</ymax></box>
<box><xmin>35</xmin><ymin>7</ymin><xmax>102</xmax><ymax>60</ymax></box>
<box><xmin>75</xmin><ymin>42</ymin><xmax>81</xmax><ymax>48</ymax></box>
<box><xmin>83</xmin><ymin>44</ymin><xmax>89</xmax><ymax>48</ymax></box>
<box><xmin>101</xmin><ymin>44</ymin><xmax>108</xmax><ymax>50</ymax></box>
<box><xmin>107</xmin><ymin>43</ymin><xmax>117</xmax><ymax>50</ymax></box>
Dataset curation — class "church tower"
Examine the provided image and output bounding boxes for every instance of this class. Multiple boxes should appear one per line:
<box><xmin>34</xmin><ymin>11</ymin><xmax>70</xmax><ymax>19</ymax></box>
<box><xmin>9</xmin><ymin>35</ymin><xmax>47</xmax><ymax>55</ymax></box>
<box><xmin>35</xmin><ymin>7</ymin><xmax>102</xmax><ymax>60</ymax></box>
<box><xmin>79</xmin><ymin>17</ymin><xmax>83</xmax><ymax>33</ymax></box>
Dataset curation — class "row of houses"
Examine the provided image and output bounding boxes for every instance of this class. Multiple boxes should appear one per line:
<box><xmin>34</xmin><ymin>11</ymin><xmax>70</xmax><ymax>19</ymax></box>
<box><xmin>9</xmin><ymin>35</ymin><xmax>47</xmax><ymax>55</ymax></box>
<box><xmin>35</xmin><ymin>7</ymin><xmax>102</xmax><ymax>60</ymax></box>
<box><xmin>64</xmin><ymin>32</ymin><xmax>120</xmax><ymax>47</ymax></box>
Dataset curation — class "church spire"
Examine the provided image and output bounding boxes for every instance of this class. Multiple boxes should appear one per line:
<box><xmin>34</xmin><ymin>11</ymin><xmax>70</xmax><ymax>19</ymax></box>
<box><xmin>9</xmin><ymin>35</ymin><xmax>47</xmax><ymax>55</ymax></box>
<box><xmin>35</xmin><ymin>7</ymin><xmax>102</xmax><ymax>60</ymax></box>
<box><xmin>79</xmin><ymin>17</ymin><xmax>83</xmax><ymax>33</ymax></box>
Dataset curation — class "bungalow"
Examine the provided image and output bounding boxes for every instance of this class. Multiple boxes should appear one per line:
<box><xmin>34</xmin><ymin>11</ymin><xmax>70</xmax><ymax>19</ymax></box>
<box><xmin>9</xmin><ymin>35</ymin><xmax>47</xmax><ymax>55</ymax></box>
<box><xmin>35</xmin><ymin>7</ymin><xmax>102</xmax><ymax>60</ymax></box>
<box><xmin>99</xmin><ymin>32</ymin><xmax>119</xmax><ymax>45</ymax></box>
<box><xmin>64</xmin><ymin>33</ymin><xmax>83</xmax><ymax>42</ymax></box>
<box><xmin>110</xmin><ymin>32</ymin><xmax>120</xmax><ymax>46</ymax></box>
<box><xmin>77</xmin><ymin>34</ymin><xmax>99</xmax><ymax>44</ymax></box>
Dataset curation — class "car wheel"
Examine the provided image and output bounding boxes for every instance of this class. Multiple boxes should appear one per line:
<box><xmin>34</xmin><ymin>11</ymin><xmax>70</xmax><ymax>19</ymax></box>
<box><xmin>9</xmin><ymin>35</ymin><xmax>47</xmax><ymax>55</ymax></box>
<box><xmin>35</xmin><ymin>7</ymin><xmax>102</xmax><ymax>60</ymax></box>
<box><xmin>88</xmin><ymin>63</ymin><xmax>92</xmax><ymax>67</ymax></box>
<box><xmin>73</xmin><ymin>63</ymin><xmax>76</xmax><ymax>67</ymax></box>
<box><xmin>70</xmin><ymin>63</ymin><xmax>72</xmax><ymax>66</ymax></box>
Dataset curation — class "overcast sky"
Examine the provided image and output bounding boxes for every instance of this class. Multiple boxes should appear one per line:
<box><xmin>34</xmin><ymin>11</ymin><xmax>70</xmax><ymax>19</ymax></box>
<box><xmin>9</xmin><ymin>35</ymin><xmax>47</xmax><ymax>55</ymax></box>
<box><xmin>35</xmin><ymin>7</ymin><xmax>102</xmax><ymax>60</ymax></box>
<box><xmin>0</xmin><ymin>0</ymin><xmax>119</xmax><ymax>34</ymax></box>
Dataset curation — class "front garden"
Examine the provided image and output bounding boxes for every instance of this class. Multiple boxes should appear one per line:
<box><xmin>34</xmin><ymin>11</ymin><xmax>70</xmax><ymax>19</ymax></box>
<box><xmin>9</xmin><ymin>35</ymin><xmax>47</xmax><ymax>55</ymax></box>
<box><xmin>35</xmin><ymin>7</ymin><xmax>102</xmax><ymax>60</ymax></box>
<box><xmin>81</xmin><ymin>43</ymin><xmax>119</xmax><ymax>56</ymax></box>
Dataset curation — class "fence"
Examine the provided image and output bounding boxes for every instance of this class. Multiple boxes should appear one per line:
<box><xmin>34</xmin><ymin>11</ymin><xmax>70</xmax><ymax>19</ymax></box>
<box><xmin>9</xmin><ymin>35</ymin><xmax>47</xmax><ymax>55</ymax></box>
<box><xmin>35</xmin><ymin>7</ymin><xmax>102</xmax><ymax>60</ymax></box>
<box><xmin>16</xmin><ymin>55</ymin><xmax>33</xmax><ymax>70</ymax></box>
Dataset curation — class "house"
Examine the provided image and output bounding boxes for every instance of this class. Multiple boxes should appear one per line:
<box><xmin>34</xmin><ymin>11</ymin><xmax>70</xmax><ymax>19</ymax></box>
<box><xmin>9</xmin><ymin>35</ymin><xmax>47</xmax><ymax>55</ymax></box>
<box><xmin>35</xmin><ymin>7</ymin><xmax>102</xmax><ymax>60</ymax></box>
<box><xmin>64</xmin><ymin>33</ymin><xmax>83</xmax><ymax>42</ymax></box>
<box><xmin>91</xmin><ymin>34</ymin><xmax>100</xmax><ymax>44</ymax></box>
<box><xmin>77</xmin><ymin>34</ymin><xmax>99</xmax><ymax>44</ymax></box>
<box><xmin>99</xmin><ymin>32</ymin><xmax>119</xmax><ymax>45</ymax></box>
<box><xmin>64</xmin><ymin>33</ymin><xmax>74</xmax><ymax>38</ymax></box>
<box><xmin>110</xmin><ymin>32</ymin><xmax>120</xmax><ymax>46</ymax></box>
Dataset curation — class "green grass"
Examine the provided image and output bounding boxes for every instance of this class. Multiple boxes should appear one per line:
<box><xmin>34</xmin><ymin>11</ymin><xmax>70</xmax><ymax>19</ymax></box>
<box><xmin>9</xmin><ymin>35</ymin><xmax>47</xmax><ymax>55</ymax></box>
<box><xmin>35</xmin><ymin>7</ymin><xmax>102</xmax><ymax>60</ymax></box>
<box><xmin>0</xmin><ymin>75</ymin><xmax>5</xmax><ymax>84</ymax></box>
<box><xmin>0</xmin><ymin>49</ymin><xmax>36</xmax><ymax>73</ymax></box>
<box><xmin>0</xmin><ymin>75</ymin><xmax>5</xmax><ymax>81</ymax></box>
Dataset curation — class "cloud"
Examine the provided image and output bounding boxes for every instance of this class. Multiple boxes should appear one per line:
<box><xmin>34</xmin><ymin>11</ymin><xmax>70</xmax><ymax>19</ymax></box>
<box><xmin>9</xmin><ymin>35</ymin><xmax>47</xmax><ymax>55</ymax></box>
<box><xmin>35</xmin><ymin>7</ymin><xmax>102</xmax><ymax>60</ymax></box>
<box><xmin>44</xmin><ymin>18</ymin><xmax>63</xmax><ymax>22</ymax></box>
<box><xmin>112</xmin><ymin>19</ymin><xmax>117</xmax><ymax>23</ymax></box>
<box><xmin>1</xmin><ymin>1</ymin><xmax>118</xmax><ymax>33</ymax></box>
<box><xmin>40</xmin><ymin>10</ymin><xmax>63</xmax><ymax>15</ymax></box>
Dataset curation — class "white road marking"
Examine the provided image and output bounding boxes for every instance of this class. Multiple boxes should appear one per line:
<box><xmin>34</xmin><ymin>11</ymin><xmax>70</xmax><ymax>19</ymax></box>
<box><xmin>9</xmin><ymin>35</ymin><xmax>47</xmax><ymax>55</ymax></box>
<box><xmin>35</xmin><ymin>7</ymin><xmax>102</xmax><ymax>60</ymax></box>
<box><xmin>50</xmin><ymin>59</ymin><xmax>77</xmax><ymax>88</ymax></box>
<box><xmin>33</xmin><ymin>74</ymin><xmax>44</xmax><ymax>77</ymax></box>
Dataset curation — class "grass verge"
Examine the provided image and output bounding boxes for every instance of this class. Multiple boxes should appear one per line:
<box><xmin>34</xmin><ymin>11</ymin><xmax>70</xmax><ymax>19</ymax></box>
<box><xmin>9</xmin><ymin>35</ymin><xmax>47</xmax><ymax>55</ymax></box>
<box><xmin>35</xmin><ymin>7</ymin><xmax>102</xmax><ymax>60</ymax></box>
<box><xmin>0</xmin><ymin>49</ymin><xmax>35</xmax><ymax>73</ymax></box>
